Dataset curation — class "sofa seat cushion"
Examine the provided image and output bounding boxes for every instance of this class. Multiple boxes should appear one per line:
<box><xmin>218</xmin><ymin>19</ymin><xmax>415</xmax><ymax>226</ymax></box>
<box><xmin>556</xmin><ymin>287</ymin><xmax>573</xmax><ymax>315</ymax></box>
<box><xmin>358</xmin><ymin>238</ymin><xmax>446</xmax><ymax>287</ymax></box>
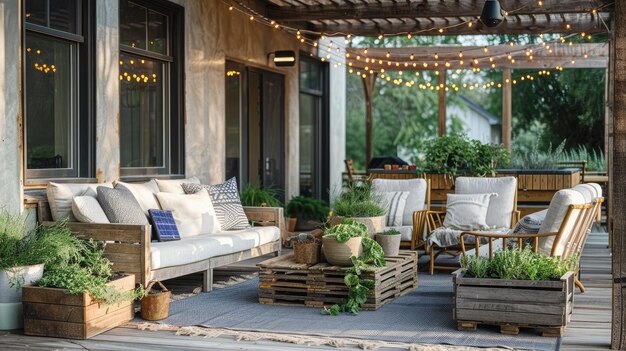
<box><xmin>150</xmin><ymin>226</ymin><xmax>280</xmax><ymax>269</ymax></box>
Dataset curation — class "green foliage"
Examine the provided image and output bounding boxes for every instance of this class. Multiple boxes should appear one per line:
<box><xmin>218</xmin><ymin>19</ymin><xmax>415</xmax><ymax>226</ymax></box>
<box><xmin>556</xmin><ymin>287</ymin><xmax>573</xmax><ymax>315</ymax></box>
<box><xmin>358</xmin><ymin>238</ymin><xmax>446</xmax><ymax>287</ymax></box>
<box><xmin>332</xmin><ymin>183</ymin><xmax>385</xmax><ymax>217</ymax></box>
<box><xmin>0</xmin><ymin>212</ymin><xmax>83</xmax><ymax>287</ymax></box>
<box><xmin>563</xmin><ymin>145</ymin><xmax>606</xmax><ymax>172</ymax></box>
<box><xmin>509</xmin><ymin>139</ymin><xmax>566</xmax><ymax>169</ymax></box>
<box><xmin>36</xmin><ymin>240</ymin><xmax>143</xmax><ymax>304</ymax></box>
<box><xmin>461</xmin><ymin>247</ymin><xmax>577</xmax><ymax>281</ymax></box>
<box><xmin>322</xmin><ymin>218</ymin><xmax>386</xmax><ymax>315</ymax></box>
<box><xmin>285</xmin><ymin>196</ymin><xmax>329</xmax><ymax>221</ymax></box>
<box><xmin>378</xmin><ymin>229</ymin><xmax>401</xmax><ymax>236</ymax></box>
<box><xmin>239</xmin><ymin>184</ymin><xmax>283</xmax><ymax>207</ymax></box>
<box><xmin>421</xmin><ymin>135</ymin><xmax>510</xmax><ymax>176</ymax></box>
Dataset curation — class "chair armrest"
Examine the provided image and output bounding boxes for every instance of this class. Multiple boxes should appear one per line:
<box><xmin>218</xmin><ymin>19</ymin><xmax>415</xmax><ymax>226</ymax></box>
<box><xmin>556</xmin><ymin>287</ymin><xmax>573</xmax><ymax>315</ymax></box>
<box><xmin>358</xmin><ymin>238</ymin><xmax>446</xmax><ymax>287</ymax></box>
<box><xmin>511</xmin><ymin>210</ymin><xmax>521</xmax><ymax>227</ymax></box>
<box><xmin>459</xmin><ymin>231</ymin><xmax>558</xmax><ymax>258</ymax></box>
<box><xmin>243</xmin><ymin>206</ymin><xmax>286</xmax><ymax>245</ymax></box>
<box><xmin>410</xmin><ymin>209</ymin><xmax>429</xmax><ymax>249</ymax></box>
<box><xmin>426</xmin><ymin>210</ymin><xmax>446</xmax><ymax>233</ymax></box>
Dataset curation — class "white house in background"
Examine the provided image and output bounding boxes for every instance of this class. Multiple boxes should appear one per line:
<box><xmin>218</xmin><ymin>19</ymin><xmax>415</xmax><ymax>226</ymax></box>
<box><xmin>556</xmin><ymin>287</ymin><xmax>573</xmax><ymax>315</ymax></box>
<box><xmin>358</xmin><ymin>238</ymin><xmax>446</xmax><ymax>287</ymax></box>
<box><xmin>448</xmin><ymin>95</ymin><xmax>502</xmax><ymax>144</ymax></box>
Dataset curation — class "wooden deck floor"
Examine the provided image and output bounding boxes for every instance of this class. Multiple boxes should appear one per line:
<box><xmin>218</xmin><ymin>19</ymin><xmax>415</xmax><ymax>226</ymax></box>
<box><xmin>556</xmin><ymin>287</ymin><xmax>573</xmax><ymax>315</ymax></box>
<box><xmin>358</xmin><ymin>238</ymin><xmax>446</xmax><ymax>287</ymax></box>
<box><xmin>0</xmin><ymin>232</ymin><xmax>612</xmax><ymax>350</ymax></box>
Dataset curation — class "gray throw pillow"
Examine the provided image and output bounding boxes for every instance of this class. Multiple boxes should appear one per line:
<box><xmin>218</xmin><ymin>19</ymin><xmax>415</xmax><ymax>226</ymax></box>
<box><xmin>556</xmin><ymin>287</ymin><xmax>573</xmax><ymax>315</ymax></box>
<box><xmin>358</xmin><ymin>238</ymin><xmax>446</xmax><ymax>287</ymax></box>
<box><xmin>182</xmin><ymin>177</ymin><xmax>250</xmax><ymax>231</ymax></box>
<box><xmin>97</xmin><ymin>186</ymin><xmax>149</xmax><ymax>225</ymax></box>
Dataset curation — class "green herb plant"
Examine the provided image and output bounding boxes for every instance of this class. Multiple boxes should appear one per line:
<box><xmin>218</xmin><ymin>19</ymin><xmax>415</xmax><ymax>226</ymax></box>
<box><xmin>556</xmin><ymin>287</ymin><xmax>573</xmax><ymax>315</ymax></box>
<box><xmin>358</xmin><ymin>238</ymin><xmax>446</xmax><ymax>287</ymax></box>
<box><xmin>509</xmin><ymin>140</ymin><xmax>567</xmax><ymax>170</ymax></box>
<box><xmin>0</xmin><ymin>212</ymin><xmax>84</xmax><ymax>288</ymax></box>
<box><xmin>461</xmin><ymin>247</ymin><xmax>577</xmax><ymax>281</ymax></box>
<box><xmin>36</xmin><ymin>239</ymin><xmax>143</xmax><ymax>304</ymax></box>
<box><xmin>321</xmin><ymin>219</ymin><xmax>386</xmax><ymax>316</ymax></box>
<box><xmin>378</xmin><ymin>229</ymin><xmax>401</xmax><ymax>236</ymax></box>
<box><xmin>239</xmin><ymin>184</ymin><xmax>283</xmax><ymax>208</ymax></box>
<box><xmin>332</xmin><ymin>183</ymin><xmax>385</xmax><ymax>218</ymax></box>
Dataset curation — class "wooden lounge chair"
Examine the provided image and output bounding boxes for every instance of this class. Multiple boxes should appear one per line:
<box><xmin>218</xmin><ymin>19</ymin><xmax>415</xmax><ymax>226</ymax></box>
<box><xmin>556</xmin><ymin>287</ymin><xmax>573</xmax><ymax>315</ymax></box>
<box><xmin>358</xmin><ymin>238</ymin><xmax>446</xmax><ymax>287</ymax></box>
<box><xmin>344</xmin><ymin>159</ymin><xmax>368</xmax><ymax>184</ymax></box>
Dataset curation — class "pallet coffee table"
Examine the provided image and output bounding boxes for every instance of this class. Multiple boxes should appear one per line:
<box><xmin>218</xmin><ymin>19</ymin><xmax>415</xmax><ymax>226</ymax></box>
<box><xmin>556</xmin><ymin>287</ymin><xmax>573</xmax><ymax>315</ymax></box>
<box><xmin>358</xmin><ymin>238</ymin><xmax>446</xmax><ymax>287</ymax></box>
<box><xmin>256</xmin><ymin>251</ymin><xmax>418</xmax><ymax>310</ymax></box>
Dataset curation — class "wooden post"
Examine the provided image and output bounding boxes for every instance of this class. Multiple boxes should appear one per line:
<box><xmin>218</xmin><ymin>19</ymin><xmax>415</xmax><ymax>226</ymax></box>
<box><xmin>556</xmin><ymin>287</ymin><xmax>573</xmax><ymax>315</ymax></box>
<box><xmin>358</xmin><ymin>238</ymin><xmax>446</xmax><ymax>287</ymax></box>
<box><xmin>612</xmin><ymin>2</ymin><xmax>626</xmax><ymax>349</ymax></box>
<box><xmin>502</xmin><ymin>68</ymin><xmax>512</xmax><ymax>151</ymax></box>
<box><xmin>438</xmin><ymin>70</ymin><xmax>447</xmax><ymax>136</ymax></box>
<box><xmin>362</xmin><ymin>73</ymin><xmax>377</xmax><ymax>165</ymax></box>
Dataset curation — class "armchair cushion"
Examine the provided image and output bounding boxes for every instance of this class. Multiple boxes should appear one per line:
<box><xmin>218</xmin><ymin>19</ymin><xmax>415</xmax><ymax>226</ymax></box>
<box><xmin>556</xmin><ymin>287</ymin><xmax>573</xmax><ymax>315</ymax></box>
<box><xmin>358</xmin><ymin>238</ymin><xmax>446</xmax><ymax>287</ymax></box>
<box><xmin>371</xmin><ymin>178</ymin><xmax>428</xmax><ymax>226</ymax></box>
<box><xmin>455</xmin><ymin>177</ymin><xmax>517</xmax><ymax>228</ymax></box>
<box><xmin>572</xmin><ymin>183</ymin><xmax>601</xmax><ymax>204</ymax></box>
<box><xmin>538</xmin><ymin>189</ymin><xmax>586</xmax><ymax>255</ymax></box>
<box><xmin>443</xmin><ymin>193</ymin><xmax>496</xmax><ymax>231</ymax></box>
<box><xmin>379</xmin><ymin>191</ymin><xmax>409</xmax><ymax>226</ymax></box>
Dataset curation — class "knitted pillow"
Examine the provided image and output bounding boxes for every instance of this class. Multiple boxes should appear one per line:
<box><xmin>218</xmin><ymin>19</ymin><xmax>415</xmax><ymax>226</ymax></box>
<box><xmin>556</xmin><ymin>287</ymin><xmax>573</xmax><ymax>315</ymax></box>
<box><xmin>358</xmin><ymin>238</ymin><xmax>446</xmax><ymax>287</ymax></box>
<box><xmin>97</xmin><ymin>186</ymin><xmax>149</xmax><ymax>225</ymax></box>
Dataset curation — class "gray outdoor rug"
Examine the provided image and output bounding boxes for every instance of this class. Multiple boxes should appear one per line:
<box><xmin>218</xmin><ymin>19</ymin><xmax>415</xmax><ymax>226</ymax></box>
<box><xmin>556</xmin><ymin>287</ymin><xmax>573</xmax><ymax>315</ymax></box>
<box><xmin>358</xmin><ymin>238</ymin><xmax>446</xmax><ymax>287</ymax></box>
<box><xmin>154</xmin><ymin>273</ymin><xmax>560</xmax><ymax>351</ymax></box>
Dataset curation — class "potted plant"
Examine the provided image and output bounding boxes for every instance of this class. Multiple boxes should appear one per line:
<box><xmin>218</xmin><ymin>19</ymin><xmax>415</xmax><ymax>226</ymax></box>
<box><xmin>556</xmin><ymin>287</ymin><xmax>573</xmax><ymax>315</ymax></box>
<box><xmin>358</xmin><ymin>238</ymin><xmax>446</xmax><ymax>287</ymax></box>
<box><xmin>321</xmin><ymin>219</ymin><xmax>386</xmax><ymax>315</ymax></box>
<box><xmin>140</xmin><ymin>281</ymin><xmax>171</xmax><ymax>321</ymax></box>
<box><xmin>23</xmin><ymin>239</ymin><xmax>143</xmax><ymax>339</ymax></box>
<box><xmin>455</xmin><ymin>247</ymin><xmax>577</xmax><ymax>336</ymax></box>
<box><xmin>0</xmin><ymin>211</ymin><xmax>83</xmax><ymax>330</ymax></box>
<box><xmin>375</xmin><ymin>229</ymin><xmax>402</xmax><ymax>256</ymax></box>
<box><xmin>285</xmin><ymin>196</ymin><xmax>329</xmax><ymax>231</ymax></box>
<box><xmin>331</xmin><ymin>183</ymin><xmax>386</xmax><ymax>236</ymax></box>
<box><xmin>240</xmin><ymin>184</ymin><xmax>283</xmax><ymax>208</ymax></box>
<box><xmin>288</xmin><ymin>233</ymin><xmax>321</xmax><ymax>264</ymax></box>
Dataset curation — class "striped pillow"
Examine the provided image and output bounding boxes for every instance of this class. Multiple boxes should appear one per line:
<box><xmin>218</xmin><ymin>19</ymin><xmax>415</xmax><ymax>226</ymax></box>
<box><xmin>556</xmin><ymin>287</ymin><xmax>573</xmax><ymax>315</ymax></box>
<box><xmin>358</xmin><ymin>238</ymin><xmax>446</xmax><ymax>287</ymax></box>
<box><xmin>380</xmin><ymin>191</ymin><xmax>409</xmax><ymax>227</ymax></box>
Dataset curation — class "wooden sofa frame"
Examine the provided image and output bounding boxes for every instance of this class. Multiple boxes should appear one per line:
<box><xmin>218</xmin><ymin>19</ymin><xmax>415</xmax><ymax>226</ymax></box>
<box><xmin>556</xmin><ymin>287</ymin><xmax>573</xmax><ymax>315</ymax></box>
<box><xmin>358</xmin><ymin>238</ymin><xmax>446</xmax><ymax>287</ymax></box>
<box><xmin>40</xmin><ymin>202</ymin><xmax>283</xmax><ymax>292</ymax></box>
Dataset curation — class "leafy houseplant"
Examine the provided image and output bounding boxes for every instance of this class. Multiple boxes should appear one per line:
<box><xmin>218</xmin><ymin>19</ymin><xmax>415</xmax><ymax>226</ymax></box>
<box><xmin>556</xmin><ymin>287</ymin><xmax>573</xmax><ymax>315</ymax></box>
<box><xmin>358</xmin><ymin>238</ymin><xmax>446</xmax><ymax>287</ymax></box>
<box><xmin>375</xmin><ymin>229</ymin><xmax>402</xmax><ymax>257</ymax></box>
<box><xmin>332</xmin><ymin>183</ymin><xmax>386</xmax><ymax>236</ymax></box>
<box><xmin>322</xmin><ymin>219</ymin><xmax>386</xmax><ymax>315</ymax></box>
<box><xmin>240</xmin><ymin>184</ymin><xmax>283</xmax><ymax>208</ymax></box>
<box><xmin>0</xmin><ymin>212</ymin><xmax>84</xmax><ymax>330</ymax></box>
<box><xmin>285</xmin><ymin>196</ymin><xmax>329</xmax><ymax>231</ymax></box>
<box><xmin>461</xmin><ymin>247</ymin><xmax>577</xmax><ymax>281</ymax></box>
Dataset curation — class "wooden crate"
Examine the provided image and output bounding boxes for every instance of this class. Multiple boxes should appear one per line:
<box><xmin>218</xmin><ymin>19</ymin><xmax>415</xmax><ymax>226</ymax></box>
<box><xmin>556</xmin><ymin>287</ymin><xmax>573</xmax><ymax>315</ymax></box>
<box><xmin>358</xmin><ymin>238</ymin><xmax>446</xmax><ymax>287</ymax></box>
<box><xmin>453</xmin><ymin>270</ymin><xmax>574</xmax><ymax>337</ymax></box>
<box><xmin>257</xmin><ymin>251</ymin><xmax>418</xmax><ymax>310</ymax></box>
<box><xmin>23</xmin><ymin>274</ymin><xmax>135</xmax><ymax>339</ymax></box>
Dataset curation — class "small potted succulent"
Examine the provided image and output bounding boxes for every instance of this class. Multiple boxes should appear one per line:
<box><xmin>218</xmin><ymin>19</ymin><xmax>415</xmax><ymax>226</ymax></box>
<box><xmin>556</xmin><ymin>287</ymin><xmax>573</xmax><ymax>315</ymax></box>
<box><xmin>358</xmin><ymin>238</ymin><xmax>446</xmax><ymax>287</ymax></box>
<box><xmin>375</xmin><ymin>229</ymin><xmax>402</xmax><ymax>256</ymax></box>
<box><xmin>288</xmin><ymin>233</ymin><xmax>321</xmax><ymax>265</ymax></box>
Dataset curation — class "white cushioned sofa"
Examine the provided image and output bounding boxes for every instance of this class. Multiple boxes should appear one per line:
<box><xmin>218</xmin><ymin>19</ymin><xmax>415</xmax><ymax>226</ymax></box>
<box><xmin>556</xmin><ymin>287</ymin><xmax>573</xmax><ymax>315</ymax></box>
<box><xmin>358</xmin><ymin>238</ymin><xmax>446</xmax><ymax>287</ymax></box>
<box><xmin>42</xmin><ymin>178</ymin><xmax>283</xmax><ymax>292</ymax></box>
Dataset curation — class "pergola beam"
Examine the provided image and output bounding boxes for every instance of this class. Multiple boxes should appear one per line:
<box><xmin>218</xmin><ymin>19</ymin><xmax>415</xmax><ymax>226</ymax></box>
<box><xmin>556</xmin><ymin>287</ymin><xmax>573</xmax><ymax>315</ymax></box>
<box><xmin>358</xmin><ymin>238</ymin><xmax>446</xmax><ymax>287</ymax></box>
<box><xmin>309</xmin><ymin>14</ymin><xmax>608</xmax><ymax>36</ymax></box>
<box><xmin>267</xmin><ymin>0</ymin><xmax>612</xmax><ymax>22</ymax></box>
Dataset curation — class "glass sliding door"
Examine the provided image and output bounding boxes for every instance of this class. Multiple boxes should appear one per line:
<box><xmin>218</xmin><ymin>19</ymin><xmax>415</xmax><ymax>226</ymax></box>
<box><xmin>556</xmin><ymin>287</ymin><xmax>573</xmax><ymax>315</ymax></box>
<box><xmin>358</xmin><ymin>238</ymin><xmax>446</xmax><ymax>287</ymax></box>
<box><xmin>299</xmin><ymin>55</ymin><xmax>329</xmax><ymax>201</ymax></box>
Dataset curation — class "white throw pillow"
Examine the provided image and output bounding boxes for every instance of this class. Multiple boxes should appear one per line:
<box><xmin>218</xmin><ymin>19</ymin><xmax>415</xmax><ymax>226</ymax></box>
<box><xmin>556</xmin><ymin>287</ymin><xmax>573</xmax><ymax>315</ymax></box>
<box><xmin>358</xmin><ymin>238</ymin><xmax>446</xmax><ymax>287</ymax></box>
<box><xmin>537</xmin><ymin>189</ymin><xmax>586</xmax><ymax>255</ymax></box>
<box><xmin>71</xmin><ymin>196</ymin><xmax>110</xmax><ymax>224</ymax></box>
<box><xmin>371</xmin><ymin>178</ymin><xmax>428</xmax><ymax>226</ymax></box>
<box><xmin>156</xmin><ymin>191</ymin><xmax>220</xmax><ymax>237</ymax></box>
<box><xmin>379</xmin><ymin>191</ymin><xmax>409</xmax><ymax>227</ymax></box>
<box><xmin>455</xmin><ymin>177</ymin><xmax>517</xmax><ymax>229</ymax></box>
<box><xmin>47</xmin><ymin>182</ymin><xmax>113</xmax><ymax>221</ymax></box>
<box><xmin>443</xmin><ymin>193</ymin><xmax>497</xmax><ymax>231</ymax></box>
<box><xmin>155</xmin><ymin>177</ymin><xmax>200</xmax><ymax>194</ymax></box>
<box><xmin>115</xmin><ymin>180</ymin><xmax>161</xmax><ymax>215</ymax></box>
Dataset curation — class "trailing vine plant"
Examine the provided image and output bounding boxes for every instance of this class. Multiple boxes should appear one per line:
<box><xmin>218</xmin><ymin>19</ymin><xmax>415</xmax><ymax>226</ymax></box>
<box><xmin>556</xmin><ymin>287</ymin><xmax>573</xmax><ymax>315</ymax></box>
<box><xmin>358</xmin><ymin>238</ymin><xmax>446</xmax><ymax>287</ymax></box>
<box><xmin>321</xmin><ymin>218</ymin><xmax>386</xmax><ymax>315</ymax></box>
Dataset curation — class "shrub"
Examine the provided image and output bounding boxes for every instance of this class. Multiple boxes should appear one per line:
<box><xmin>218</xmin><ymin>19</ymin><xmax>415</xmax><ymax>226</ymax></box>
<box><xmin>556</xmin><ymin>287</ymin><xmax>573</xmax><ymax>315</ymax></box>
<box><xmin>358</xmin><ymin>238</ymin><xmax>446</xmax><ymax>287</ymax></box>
<box><xmin>285</xmin><ymin>196</ymin><xmax>329</xmax><ymax>221</ymax></box>
<box><xmin>239</xmin><ymin>184</ymin><xmax>283</xmax><ymax>207</ymax></box>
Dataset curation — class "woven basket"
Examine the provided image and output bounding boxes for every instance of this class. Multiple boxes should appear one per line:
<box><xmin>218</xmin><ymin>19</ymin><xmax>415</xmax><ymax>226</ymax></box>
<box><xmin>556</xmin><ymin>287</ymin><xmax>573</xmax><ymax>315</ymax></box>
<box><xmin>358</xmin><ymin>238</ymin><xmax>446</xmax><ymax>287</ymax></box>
<box><xmin>293</xmin><ymin>241</ymin><xmax>321</xmax><ymax>265</ymax></box>
<box><xmin>140</xmin><ymin>281</ymin><xmax>170</xmax><ymax>321</ymax></box>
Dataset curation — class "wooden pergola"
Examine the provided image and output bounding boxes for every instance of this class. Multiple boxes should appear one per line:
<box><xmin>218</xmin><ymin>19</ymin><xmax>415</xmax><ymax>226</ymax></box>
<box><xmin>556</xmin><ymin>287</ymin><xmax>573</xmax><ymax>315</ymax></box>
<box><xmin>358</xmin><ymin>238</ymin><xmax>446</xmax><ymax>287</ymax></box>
<box><xmin>245</xmin><ymin>0</ymin><xmax>624</xmax><ymax>348</ymax></box>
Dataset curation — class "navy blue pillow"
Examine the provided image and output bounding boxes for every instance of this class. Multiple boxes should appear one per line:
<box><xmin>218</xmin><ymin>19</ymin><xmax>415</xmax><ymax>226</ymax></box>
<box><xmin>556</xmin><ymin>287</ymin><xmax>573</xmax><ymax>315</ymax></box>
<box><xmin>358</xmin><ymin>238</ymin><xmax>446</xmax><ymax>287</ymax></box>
<box><xmin>149</xmin><ymin>209</ymin><xmax>181</xmax><ymax>242</ymax></box>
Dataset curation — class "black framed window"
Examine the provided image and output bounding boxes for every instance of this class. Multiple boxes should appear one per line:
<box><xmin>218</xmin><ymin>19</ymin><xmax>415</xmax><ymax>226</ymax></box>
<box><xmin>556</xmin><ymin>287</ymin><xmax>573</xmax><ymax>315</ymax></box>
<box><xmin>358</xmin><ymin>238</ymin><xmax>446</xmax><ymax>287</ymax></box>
<box><xmin>23</xmin><ymin>0</ymin><xmax>94</xmax><ymax>181</ymax></box>
<box><xmin>119</xmin><ymin>0</ymin><xmax>184</xmax><ymax>179</ymax></box>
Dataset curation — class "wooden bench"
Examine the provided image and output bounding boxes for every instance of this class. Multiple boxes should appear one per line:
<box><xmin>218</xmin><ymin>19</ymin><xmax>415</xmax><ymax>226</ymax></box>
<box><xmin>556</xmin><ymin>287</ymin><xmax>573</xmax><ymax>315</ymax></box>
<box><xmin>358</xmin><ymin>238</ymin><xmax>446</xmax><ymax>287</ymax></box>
<box><xmin>37</xmin><ymin>199</ymin><xmax>283</xmax><ymax>291</ymax></box>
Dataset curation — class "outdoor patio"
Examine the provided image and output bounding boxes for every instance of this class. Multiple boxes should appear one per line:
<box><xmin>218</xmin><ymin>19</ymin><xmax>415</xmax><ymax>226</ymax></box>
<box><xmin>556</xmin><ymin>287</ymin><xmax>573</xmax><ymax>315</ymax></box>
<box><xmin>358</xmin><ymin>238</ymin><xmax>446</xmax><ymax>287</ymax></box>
<box><xmin>0</xmin><ymin>0</ymin><xmax>624</xmax><ymax>350</ymax></box>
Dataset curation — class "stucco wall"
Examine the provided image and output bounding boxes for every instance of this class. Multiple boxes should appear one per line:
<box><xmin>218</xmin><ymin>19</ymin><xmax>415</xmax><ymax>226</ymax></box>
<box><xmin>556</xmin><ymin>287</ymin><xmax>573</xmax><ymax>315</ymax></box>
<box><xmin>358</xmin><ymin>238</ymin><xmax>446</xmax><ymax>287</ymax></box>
<box><xmin>0</xmin><ymin>0</ymin><xmax>22</xmax><ymax>213</ymax></box>
<box><xmin>175</xmin><ymin>0</ymin><xmax>302</xmax><ymax>199</ymax></box>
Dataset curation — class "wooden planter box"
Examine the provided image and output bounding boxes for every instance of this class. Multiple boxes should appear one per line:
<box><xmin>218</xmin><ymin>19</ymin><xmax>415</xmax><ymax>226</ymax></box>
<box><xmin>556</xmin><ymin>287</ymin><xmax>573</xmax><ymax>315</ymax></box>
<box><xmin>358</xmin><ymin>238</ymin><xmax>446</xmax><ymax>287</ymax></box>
<box><xmin>453</xmin><ymin>270</ymin><xmax>574</xmax><ymax>336</ymax></box>
<box><xmin>22</xmin><ymin>274</ymin><xmax>135</xmax><ymax>339</ymax></box>
<box><xmin>422</xmin><ymin>173</ymin><xmax>455</xmax><ymax>190</ymax></box>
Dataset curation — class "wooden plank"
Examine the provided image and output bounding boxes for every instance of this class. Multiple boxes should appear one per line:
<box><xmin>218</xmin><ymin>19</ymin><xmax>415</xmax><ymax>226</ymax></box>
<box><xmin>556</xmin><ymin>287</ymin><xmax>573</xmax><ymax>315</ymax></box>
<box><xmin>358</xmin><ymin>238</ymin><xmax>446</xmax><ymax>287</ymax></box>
<box><xmin>455</xmin><ymin>308</ymin><xmax>566</xmax><ymax>326</ymax></box>
<box><xmin>105</xmin><ymin>243</ymin><xmax>142</xmax><ymax>255</ymax></box>
<box><xmin>23</xmin><ymin>300</ymin><xmax>132</xmax><ymax>324</ymax></box>
<box><xmin>456</xmin><ymin>298</ymin><xmax>567</xmax><ymax>315</ymax></box>
<box><xmin>438</xmin><ymin>70</ymin><xmax>446</xmax><ymax>136</ymax></box>
<box><xmin>456</xmin><ymin>286</ymin><xmax>567</xmax><ymax>304</ymax></box>
<box><xmin>502</xmin><ymin>68</ymin><xmax>512</xmax><ymax>151</ymax></box>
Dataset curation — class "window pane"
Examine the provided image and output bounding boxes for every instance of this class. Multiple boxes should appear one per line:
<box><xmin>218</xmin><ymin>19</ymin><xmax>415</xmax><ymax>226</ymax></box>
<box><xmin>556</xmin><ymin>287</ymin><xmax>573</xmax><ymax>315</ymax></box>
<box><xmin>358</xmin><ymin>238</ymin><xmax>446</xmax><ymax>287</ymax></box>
<box><xmin>300</xmin><ymin>59</ymin><xmax>320</xmax><ymax>91</ymax></box>
<box><xmin>25</xmin><ymin>0</ymin><xmax>47</xmax><ymax>27</ymax></box>
<box><xmin>120</xmin><ymin>54</ymin><xmax>164</xmax><ymax>168</ymax></box>
<box><xmin>148</xmin><ymin>10</ymin><xmax>167</xmax><ymax>54</ymax></box>
<box><xmin>299</xmin><ymin>94</ymin><xmax>316</xmax><ymax>196</ymax></box>
<box><xmin>25</xmin><ymin>34</ymin><xmax>74</xmax><ymax>170</ymax></box>
<box><xmin>50</xmin><ymin>0</ymin><xmax>77</xmax><ymax>33</ymax></box>
<box><xmin>225</xmin><ymin>68</ymin><xmax>241</xmax><ymax>182</ymax></box>
<box><xmin>120</xmin><ymin>1</ymin><xmax>146</xmax><ymax>50</ymax></box>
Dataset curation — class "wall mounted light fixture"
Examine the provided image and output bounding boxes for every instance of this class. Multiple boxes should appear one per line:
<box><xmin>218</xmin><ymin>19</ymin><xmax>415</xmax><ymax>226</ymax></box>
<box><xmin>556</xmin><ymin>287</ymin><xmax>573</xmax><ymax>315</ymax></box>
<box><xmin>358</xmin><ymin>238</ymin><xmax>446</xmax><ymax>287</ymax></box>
<box><xmin>269</xmin><ymin>50</ymin><xmax>296</xmax><ymax>67</ymax></box>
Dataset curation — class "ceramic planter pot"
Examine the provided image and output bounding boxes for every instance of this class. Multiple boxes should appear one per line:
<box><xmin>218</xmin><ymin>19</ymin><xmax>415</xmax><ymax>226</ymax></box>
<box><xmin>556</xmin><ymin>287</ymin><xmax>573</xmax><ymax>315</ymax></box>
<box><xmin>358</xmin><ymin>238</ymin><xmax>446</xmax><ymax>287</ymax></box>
<box><xmin>287</xmin><ymin>217</ymin><xmax>297</xmax><ymax>232</ymax></box>
<box><xmin>0</xmin><ymin>263</ymin><xmax>45</xmax><ymax>330</ymax></box>
<box><xmin>331</xmin><ymin>216</ymin><xmax>386</xmax><ymax>237</ymax></box>
<box><xmin>322</xmin><ymin>236</ymin><xmax>362</xmax><ymax>266</ymax></box>
<box><xmin>375</xmin><ymin>234</ymin><xmax>402</xmax><ymax>256</ymax></box>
